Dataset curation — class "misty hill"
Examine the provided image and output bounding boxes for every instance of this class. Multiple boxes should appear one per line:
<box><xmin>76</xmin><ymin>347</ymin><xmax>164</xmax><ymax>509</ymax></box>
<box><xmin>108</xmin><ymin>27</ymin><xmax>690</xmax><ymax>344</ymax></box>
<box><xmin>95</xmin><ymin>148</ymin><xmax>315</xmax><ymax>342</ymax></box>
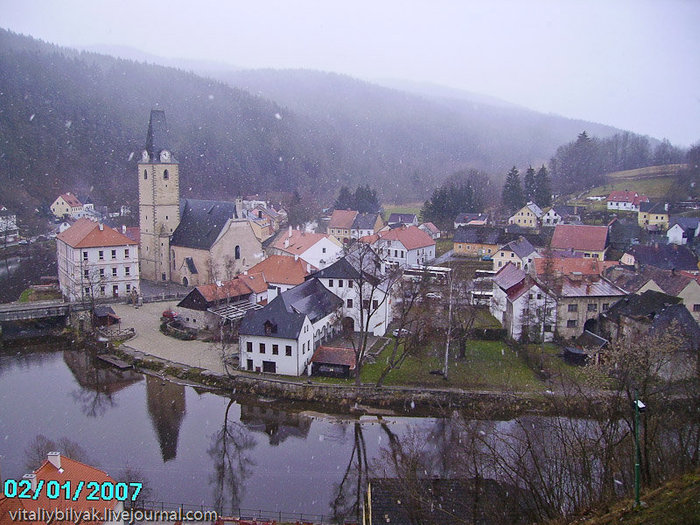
<box><xmin>0</xmin><ymin>29</ymin><xmax>637</xmax><ymax>226</ymax></box>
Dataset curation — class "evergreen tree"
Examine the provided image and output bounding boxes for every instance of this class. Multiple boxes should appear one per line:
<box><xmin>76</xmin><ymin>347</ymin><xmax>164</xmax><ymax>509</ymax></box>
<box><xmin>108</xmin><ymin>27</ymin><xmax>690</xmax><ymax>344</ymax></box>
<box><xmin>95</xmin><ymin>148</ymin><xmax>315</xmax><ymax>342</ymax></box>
<box><xmin>533</xmin><ymin>165</ymin><xmax>552</xmax><ymax>207</ymax></box>
<box><xmin>502</xmin><ymin>166</ymin><xmax>524</xmax><ymax>211</ymax></box>
<box><xmin>334</xmin><ymin>186</ymin><xmax>354</xmax><ymax>210</ymax></box>
<box><xmin>524</xmin><ymin>166</ymin><xmax>536</xmax><ymax>203</ymax></box>
<box><xmin>354</xmin><ymin>184</ymin><xmax>380</xmax><ymax>213</ymax></box>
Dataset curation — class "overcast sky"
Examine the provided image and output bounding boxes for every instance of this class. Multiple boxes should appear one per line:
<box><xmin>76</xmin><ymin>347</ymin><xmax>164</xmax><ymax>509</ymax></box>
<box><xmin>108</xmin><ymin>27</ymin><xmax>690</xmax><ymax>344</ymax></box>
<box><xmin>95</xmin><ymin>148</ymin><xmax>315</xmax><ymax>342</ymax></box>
<box><xmin>2</xmin><ymin>0</ymin><xmax>698</xmax><ymax>146</ymax></box>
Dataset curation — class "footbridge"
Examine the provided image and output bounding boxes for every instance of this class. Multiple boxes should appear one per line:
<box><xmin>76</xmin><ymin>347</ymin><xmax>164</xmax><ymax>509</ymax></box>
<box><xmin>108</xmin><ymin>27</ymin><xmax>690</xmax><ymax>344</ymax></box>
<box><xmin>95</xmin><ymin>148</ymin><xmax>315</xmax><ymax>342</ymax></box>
<box><xmin>0</xmin><ymin>300</ymin><xmax>72</xmax><ymax>322</ymax></box>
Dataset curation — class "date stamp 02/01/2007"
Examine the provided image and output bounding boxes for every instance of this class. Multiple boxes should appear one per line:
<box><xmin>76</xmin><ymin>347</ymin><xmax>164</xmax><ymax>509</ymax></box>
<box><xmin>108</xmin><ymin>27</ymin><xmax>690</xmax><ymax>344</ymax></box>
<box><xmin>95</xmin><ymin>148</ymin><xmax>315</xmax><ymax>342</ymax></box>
<box><xmin>3</xmin><ymin>479</ymin><xmax>143</xmax><ymax>502</ymax></box>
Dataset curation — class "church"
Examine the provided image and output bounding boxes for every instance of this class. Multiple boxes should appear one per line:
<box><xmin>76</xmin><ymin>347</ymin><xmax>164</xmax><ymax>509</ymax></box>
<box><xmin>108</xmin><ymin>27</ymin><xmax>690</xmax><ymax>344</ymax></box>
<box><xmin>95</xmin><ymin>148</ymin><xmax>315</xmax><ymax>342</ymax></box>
<box><xmin>138</xmin><ymin>110</ymin><xmax>263</xmax><ymax>286</ymax></box>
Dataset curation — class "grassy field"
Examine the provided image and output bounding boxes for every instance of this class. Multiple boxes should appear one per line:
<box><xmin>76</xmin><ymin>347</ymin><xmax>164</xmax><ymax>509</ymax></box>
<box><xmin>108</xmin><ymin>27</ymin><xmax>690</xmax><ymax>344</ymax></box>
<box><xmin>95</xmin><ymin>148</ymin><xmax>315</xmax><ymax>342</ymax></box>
<box><xmin>383</xmin><ymin>203</ymin><xmax>422</xmax><ymax>219</ymax></box>
<box><xmin>606</xmin><ymin>164</ymin><xmax>687</xmax><ymax>180</ymax></box>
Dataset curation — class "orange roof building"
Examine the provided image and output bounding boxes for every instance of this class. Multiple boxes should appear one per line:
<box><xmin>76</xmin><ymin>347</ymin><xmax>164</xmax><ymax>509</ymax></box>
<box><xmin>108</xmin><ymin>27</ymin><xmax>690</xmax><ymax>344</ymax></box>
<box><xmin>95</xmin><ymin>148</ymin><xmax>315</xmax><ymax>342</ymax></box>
<box><xmin>268</xmin><ymin>227</ymin><xmax>343</xmax><ymax>269</ymax></box>
<box><xmin>363</xmin><ymin>225</ymin><xmax>436</xmax><ymax>267</ymax></box>
<box><xmin>550</xmin><ymin>224</ymin><xmax>609</xmax><ymax>260</ymax></box>
<box><xmin>246</xmin><ymin>254</ymin><xmax>317</xmax><ymax>288</ymax></box>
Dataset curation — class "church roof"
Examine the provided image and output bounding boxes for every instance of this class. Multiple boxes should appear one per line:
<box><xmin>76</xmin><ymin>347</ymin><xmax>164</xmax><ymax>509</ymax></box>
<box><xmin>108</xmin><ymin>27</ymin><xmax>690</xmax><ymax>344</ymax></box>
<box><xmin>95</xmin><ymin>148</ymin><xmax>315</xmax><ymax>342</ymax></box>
<box><xmin>170</xmin><ymin>199</ymin><xmax>239</xmax><ymax>251</ymax></box>
<box><xmin>145</xmin><ymin>109</ymin><xmax>172</xmax><ymax>158</ymax></box>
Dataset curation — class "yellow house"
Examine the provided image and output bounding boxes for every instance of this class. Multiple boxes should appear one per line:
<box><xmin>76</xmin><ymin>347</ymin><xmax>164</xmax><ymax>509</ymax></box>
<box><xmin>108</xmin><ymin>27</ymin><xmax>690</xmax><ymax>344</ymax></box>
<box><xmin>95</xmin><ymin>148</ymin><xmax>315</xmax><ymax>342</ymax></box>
<box><xmin>453</xmin><ymin>227</ymin><xmax>505</xmax><ymax>257</ymax></box>
<box><xmin>50</xmin><ymin>192</ymin><xmax>83</xmax><ymax>219</ymax></box>
<box><xmin>508</xmin><ymin>202</ymin><xmax>543</xmax><ymax>229</ymax></box>
<box><xmin>638</xmin><ymin>202</ymin><xmax>669</xmax><ymax>230</ymax></box>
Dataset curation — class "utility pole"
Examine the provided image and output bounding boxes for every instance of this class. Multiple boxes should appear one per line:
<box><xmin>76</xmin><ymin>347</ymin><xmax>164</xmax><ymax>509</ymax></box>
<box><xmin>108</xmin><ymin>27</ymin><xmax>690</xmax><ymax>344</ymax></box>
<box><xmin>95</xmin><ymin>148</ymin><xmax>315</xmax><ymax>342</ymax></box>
<box><xmin>634</xmin><ymin>389</ymin><xmax>645</xmax><ymax>507</ymax></box>
<box><xmin>443</xmin><ymin>270</ymin><xmax>454</xmax><ymax>380</ymax></box>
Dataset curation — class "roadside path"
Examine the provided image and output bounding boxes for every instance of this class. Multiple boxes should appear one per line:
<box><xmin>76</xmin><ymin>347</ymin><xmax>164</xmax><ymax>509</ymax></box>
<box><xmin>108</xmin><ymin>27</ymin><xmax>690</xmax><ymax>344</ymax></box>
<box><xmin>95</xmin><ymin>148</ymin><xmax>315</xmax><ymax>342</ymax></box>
<box><xmin>111</xmin><ymin>301</ymin><xmax>229</xmax><ymax>374</ymax></box>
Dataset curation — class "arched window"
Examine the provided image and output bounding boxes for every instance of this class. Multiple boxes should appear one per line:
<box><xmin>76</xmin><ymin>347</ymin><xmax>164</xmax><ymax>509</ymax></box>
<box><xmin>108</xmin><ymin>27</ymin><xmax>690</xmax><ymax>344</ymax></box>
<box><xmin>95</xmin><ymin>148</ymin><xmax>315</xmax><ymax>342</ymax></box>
<box><xmin>143</xmin><ymin>170</ymin><xmax>148</xmax><ymax>180</ymax></box>
<box><xmin>234</xmin><ymin>245</ymin><xmax>241</xmax><ymax>260</ymax></box>
<box><xmin>163</xmin><ymin>169</ymin><xmax>169</xmax><ymax>180</ymax></box>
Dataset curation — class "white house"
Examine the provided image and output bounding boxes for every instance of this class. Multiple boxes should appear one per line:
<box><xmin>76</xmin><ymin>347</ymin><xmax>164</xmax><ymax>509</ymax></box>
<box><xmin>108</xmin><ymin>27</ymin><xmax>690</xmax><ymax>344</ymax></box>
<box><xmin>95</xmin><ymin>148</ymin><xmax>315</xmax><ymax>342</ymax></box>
<box><xmin>308</xmin><ymin>248</ymin><xmax>393</xmax><ymax>336</ymax></box>
<box><xmin>492</xmin><ymin>236</ymin><xmax>540</xmax><ymax>272</ymax></box>
<box><xmin>56</xmin><ymin>218</ymin><xmax>139</xmax><ymax>302</ymax></box>
<box><xmin>606</xmin><ymin>190</ymin><xmax>649</xmax><ymax>212</ymax></box>
<box><xmin>239</xmin><ymin>278</ymin><xmax>343</xmax><ymax>376</ymax></box>
<box><xmin>50</xmin><ymin>192</ymin><xmax>84</xmax><ymax>219</ymax></box>
<box><xmin>490</xmin><ymin>263</ymin><xmax>556</xmax><ymax>342</ymax></box>
<box><xmin>667</xmin><ymin>217</ymin><xmax>699</xmax><ymax>245</ymax></box>
<box><xmin>268</xmin><ymin>227</ymin><xmax>343</xmax><ymax>269</ymax></box>
<box><xmin>365</xmin><ymin>225</ymin><xmax>435</xmax><ymax>268</ymax></box>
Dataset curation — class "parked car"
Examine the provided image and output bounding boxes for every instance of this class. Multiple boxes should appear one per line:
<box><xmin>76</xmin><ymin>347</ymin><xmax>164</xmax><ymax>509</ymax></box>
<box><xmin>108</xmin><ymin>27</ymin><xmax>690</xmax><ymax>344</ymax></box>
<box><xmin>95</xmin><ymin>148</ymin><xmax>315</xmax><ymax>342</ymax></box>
<box><xmin>481</xmin><ymin>255</ymin><xmax>493</xmax><ymax>261</ymax></box>
<box><xmin>162</xmin><ymin>309</ymin><xmax>179</xmax><ymax>320</ymax></box>
<box><xmin>425</xmin><ymin>292</ymin><xmax>442</xmax><ymax>300</ymax></box>
<box><xmin>392</xmin><ymin>328</ymin><xmax>411</xmax><ymax>338</ymax></box>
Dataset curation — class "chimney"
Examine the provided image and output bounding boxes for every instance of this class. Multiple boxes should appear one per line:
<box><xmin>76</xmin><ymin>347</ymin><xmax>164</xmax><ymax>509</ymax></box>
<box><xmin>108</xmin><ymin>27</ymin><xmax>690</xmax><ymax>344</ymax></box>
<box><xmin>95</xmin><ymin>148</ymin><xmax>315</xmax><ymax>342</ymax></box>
<box><xmin>122</xmin><ymin>225</ymin><xmax>127</xmax><ymax>234</ymax></box>
<box><xmin>307</xmin><ymin>263</ymin><xmax>311</xmax><ymax>273</ymax></box>
<box><xmin>23</xmin><ymin>473</ymin><xmax>37</xmax><ymax>491</ymax></box>
<box><xmin>284</xmin><ymin>238</ymin><xmax>289</xmax><ymax>248</ymax></box>
<box><xmin>48</xmin><ymin>451</ymin><xmax>61</xmax><ymax>470</ymax></box>
<box><xmin>288</xmin><ymin>225</ymin><xmax>292</xmax><ymax>237</ymax></box>
<box><xmin>99</xmin><ymin>223</ymin><xmax>104</xmax><ymax>231</ymax></box>
<box><xmin>294</xmin><ymin>254</ymin><xmax>298</xmax><ymax>261</ymax></box>
<box><xmin>570</xmin><ymin>271</ymin><xmax>583</xmax><ymax>281</ymax></box>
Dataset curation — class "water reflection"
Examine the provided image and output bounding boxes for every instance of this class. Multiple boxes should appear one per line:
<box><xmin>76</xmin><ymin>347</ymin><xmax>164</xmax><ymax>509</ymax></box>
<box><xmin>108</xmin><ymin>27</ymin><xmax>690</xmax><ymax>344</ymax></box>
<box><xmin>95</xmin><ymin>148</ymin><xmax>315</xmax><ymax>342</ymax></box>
<box><xmin>239</xmin><ymin>403</ymin><xmax>311</xmax><ymax>445</ymax></box>
<box><xmin>146</xmin><ymin>375</ymin><xmax>186</xmax><ymax>461</ymax></box>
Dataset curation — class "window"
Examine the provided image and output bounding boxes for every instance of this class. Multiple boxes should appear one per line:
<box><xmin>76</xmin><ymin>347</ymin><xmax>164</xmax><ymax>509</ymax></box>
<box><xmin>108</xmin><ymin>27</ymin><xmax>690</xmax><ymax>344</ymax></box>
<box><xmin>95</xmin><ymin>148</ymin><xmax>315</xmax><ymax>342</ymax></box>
<box><xmin>84</xmin><ymin>287</ymin><xmax>90</xmax><ymax>296</ymax></box>
<box><xmin>544</xmin><ymin>324</ymin><xmax>552</xmax><ymax>332</ymax></box>
<box><xmin>259</xmin><ymin>343</ymin><xmax>266</xmax><ymax>354</ymax></box>
<box><xmin>373</xmin><ymin>300</ymin><xmax>379</xmax><ymax>310</ymax></box>
<box><xmin>125</xmin><ymin>248</ymin><xmax>130</xmax><ymax>258</ymax></box>
<box><xmin>126</xmin><ymin>284</ymin><xmax>131</xmax><ymax>293</ymax></box>
<box><xmin>567</xmin><ymin>319</ymin><xmax>577</xmax><ymax>328</ymax></box>
<box><xmin>322</xmin><ymin>247</ymin><xmax>326</xmax><ymax>253</ymax></box>
<box><xmin>125</xmin><ymin>266</ymin><xmax>130</xmax><ymax>276</ymax></box>
<box><xmin>246</xmin><ymin>342</ymin><xmax>253</xmax><ymax>353</ymax></box>
<box><xmin>537</xmin><ymin>293</ymin><xmax>542</xmax><ymax>300</ymax></box>
<box><xmin>567</xmin><ymin>304</ymin><xmax>578</xmax><ymax>312</ymax></box>
<box><xmin>511</xmin><ymin>253</ymin><xmax>514</xmax><ymax>258</ymax></box>
<box><xmin>83</xmin><ymin>251</ymin><xmax>88</xmax><ymax>261</ymax></box>
<box><xmin>100</xmin><ymin>285</ymin><xmax>105</xmax><ymax>295</ymax></box>
<box><xmin>329</xmin><ymin>279</ymin><xmax>334</xmax><ymax>287</ymax></box>
<box><xmin>84</xmin><ymin>269</ymin><xmax>89</xmax><ymax>278</ymax></box>
<box><xmin>587</xmin><ymin>303</ymin><xmax>597</xmax><ymax>312</ymax></box>
<box><xmin>99</xmin><ymin>268</ymin><xmax>105</xmax><ymax>277</ymax></box>
<box><xmin>602</xmin><ymin>303</ymin><xmax>610</xmax><ymax>311</ymax></box>
<box><xmin>348</xmin><ymin>280</ymin><xmax>353</xmax><ymax>288</ymax></box>
<box><xmin>143</xmin><ymin>170</ymin><xmax>147</xmax><ymax>180</ymax></box>
<box><xmin>98</xmin><ymin>250</ymin><xmax>104</xmax><ymax>260</ymax></box>
<box><xmin>338</xmin><ymin>280</ymin><xmax>343</xmax><ymax>288</ymax></box>
<box><xmin>112</xmin><ymin>285</ymin><xmax>119</xmax><ymax>296</ymax></box>
<box><xmin>272</xmin><ymin>344</ymin><xmax>279</xmax><ymax>355</ymax></box>
<box><xmin>163</xmin><ymin>169</ymin><xmax>169</xmax><ymax>180</ymax></box>
<box><xmin>347</xmin><ymin>299</ymin><xmax>353</xmax><ymax>308</ymax></box>
<box><xmin>362</xmin><ymin>299</ymin><xmax>370</xmax><ymax>309</ymax></box>
<box><xmin>285</xmin><ymin>345</ymin><xmax>292</xmax><ymax>356</ymax></box>
<box><xmin>235</xmin><ymin>245</ymin><xmax>241</xmax><ymax>260</ymax></box>
<box><xmin>112</xmin><ymin>267</ymin><xmax>118</xmax><ymax>277</ymax></box>
<box><xmin>111</xmin><ymin>249</ymin><xmax>117</xmax><ymax>259</ymax></box>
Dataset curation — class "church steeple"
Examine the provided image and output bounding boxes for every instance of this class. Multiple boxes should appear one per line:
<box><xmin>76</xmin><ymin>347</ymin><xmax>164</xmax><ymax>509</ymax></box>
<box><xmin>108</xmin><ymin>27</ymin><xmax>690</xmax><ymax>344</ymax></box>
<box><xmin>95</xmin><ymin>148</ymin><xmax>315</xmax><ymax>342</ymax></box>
<box><xmin>142</xmin><ymin>109</ymin><xmax>175</xmax><ymax>164</ymax></box>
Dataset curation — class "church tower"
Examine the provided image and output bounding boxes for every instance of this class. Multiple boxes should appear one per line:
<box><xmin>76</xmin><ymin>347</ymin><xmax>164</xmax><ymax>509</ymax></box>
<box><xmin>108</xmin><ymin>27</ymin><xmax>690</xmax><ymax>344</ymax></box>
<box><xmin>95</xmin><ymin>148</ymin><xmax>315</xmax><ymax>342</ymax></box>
<box><xmin>138</xmin><ymin>110</ymin><xmax>180</xmax><ymax>282</ymax></box>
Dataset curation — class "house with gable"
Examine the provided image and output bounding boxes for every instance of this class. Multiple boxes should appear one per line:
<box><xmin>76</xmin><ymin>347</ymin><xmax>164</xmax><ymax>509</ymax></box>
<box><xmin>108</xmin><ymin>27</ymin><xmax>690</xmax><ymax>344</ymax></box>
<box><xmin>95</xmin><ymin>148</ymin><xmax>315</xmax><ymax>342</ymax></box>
<box><xmin>387</xmin><ymin>213</ymin><xmax>419</xmax><ymax>227</ymax></box>
<box><xmin>490</xmin><ymin>263</ymin><xmax>557</xmax><ymax>342</ymax></box>
<box><xmin>0</xmin><ymin>452</ymin><xmax>125</xmax><ymax>524</ymax></box>
<box><xmin>418</xmin><ymin>222</ymin><xmax>441</xmax><ymax>239</ymax></box>
<box><xmin>667</xmin><ymin>216</ymin><xmax>699</xmax><ymax>245</ymax></box>
<box><xmin>308</xmin><ymin>246</ymin><xmax>393</xmax><ymax>336</ymax></box>
<box><xmin>246</xmin><ymin>253</ymin><xmax>317</xmax><ymax>301</ymax></box>
<box><xmin>351</xmin><ymin>212</ymin><xmax>384</xmax><ymax>239</ymax></box>
<box><xmin>169</xmin><ymin>199</ymin><xmax>263</xmax><ymax>287</ymax></box>
<box><xmin>638</xmin><ymin>202</ymin><xmax>669</xmax><ymax>231</ymax></box>
<box><xmin>328</xmin><ymin>209</ymin><xmax>358</xmax><ymax>244</ymax></box>
<box><xmin>50</xmin><ymin>192</ymin><xmax>84</xmax><ymax>219</ymax></box>
<box><xmin>541</xmin><ymin>205</ymin><xmax>581</xmax><ymax>227</ymax></box>
<box><xmin>176</xmin><ymin>273</ymin><xmax>266</xmax><ymax>330</ymax></box>
<box><xmin>550</xmin><ymin>224</ymin><xmax>609</xmax><ymax>259</ymax></box>
<box><xmin>492</xmin><ymin>236</ymin><xmax>539</xmax><ymax>272</ymax></box>
<box><xmin>239</xmin><ymin>278</ymin><xmax>343</xmax><ymax>376</ymax></box>
<box><xmin>508</xmin><ymin>202</ymin><xmax>544</xmax><ymax>229</ymax></box>
<box><xmin>606</xmin><ymin>190</ymin><xmax>649</xmax><ymax>212</ymax></box>
<box><xmin>364</xmin><ymin>225</ymin><xmax>435</xmax><ymax>268</ymax></box>
<box><xmin>268</xmin><ymin>227</ymin><xmax>343</xmax><ymax>269</ymax></box>
<box><xmin>56</xmin><ymin>218</ymin><xmax>139</xmax><ymax>301</ymax></box>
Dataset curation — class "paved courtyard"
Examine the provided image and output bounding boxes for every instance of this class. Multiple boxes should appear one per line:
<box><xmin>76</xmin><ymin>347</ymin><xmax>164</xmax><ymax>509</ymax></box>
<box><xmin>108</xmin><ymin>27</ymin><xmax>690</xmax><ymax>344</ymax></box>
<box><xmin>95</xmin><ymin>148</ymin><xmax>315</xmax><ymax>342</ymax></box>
<box><xmin>111</xmin><ymin>300</ymin><xmax>230</xmax><ymax>374</ymax></box>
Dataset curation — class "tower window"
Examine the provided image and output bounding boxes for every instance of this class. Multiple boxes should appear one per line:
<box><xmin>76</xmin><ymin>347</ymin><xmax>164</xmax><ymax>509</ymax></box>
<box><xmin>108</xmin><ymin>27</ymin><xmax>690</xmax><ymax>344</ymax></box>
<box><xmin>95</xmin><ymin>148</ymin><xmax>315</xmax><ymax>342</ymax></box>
<box><xmin>163</xmin><ymin>169</ymin><xmax>169</xmax><ymax>180</ymax></box>
<box><xmin>144</xmin><ymin>170</ymin><xmax>148</xmax><ymax>180</ymax></box>
<box><xmin>235</xmin><ymin>245</ymin><xmax>241</xmax><ymax>260</ymax></box>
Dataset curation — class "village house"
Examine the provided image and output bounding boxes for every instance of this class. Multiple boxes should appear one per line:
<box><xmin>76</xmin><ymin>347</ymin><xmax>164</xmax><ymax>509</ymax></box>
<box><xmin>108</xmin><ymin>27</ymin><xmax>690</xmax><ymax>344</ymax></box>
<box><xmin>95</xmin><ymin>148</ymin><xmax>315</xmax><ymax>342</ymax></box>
<box><xmin>267</xmin><ymin>226</ymin><xmax>343</xmax><ymax>269</ymax></box>
<box><xmin>50</xmin><ymin>192</ymin><xmax>83</xmax><ymax>219</ymax></box>
<box><xmin>169</xmin><ymin>199</ymin><xmax>264</xmax><ymax>287</ymax></box>
<box><xmin>607</xmin><ymin>217</ymin><xmax>642</xmax><ymax>252</ymax></box>
<box><xmin>453</xmin><ymin>226</ymin><xmax>506</xmax><ymax>258</ymax></box>
<box><xmin>490</xmin><ymin>263</ymin><xmax>557</xmax><ymax>342</ymax></box>
<box><xmin>454</xmin><ymin>212</ymin><xmax>488</xmax><ymax>228</ymax></box>
<box><xmin>351</xmin><ymin>212</ymin><xmax>384</xmax><ymax>239</ymax></box>
<box><xmin>364</xmin><ymin>225</ymin><xmax>435</xmax><ymax>268</ymax></box>
<box><xmin>418</xmin><ymin>221</ymin><xmax>441</xmax><ymax>239</ymax></box>
<box><xmin>387</xmin><ymin>213</ymin><xmax>418</xmax><ymax>227</ymax></box>
<box><xmin>0</xmin><ymin>452</ymin><xmax>125</xmax><ymax>525</ymax></box>
<box><xmin>550</xmin><ymin>273</ymin><xmax>627</xmax><ymax>339</ymax></box>
<box><xmin>328</xmin><ymin>209</ymin><xmax>358</xmax><ymax>243</ymax></box>
<box><xmin>606</xmin><ymin>190</ymin><xmax>649</xmax><ymax>212</ymax></box>
<box><xmin>541</xmin><ymin>205</ymin><xmax>581</xmax><ymax>227</ymax></box>
<box><xmin>56</xmin><ymin>218</ymin><xmax>139</xmax><ymax>302</ymax></box>
<box><xmin>307</xmin><ymin>247</ymin><xmax>393</xmax><ymax>336</ymax></box>
<box><xmin>550</xmin><ymin>224</ymin><xmax>609</xmax><ymax>259</ymax></box>
<box><xmin>309</xmin><ymin>346</ymin><xmax>356</xmax><ymax>378</ymax></box>
<box><xmin>247</xmin><ymin>253</ymin><xmax>317</xmax><ymax>301</ymax></box>
<box><xmin>638</xmin><ymin>202</ymin><xmax>669</xmax><ymax>231</ymax></box>
<box><xmin>667</xmin><ymin>216</ymin><xmax>699</xmax><ymax>245</ymax></box>
<box><xmin>492</xmin><ymin>236</ymin><xmax>539</xmax><ymax>271</ymax></box>
<box><xmin>508</xmin><ymin>202</ymin><xmax>543</xmax><ymax>229</ymax></box>
<box><xmin>620</xmin><ymin>243</ymin><xmax>698</xmax><ymax>272</ymax></box>
<box><xmin>238</xmin><ymin>278</ymin><xmax>343</xmax><ymax>376</ymax></box>
<box><xmin>176</xmin><ymin>273</ymin><xmax>266</xmax><ymax>330</ymax></box>
<box><xmin>534</xmin><ymin>256</ymin><xmax>619</xmax><ymax>279</ymax></box>
<box><xmin>605</xmin><ymin>265</ymin><xmax>700</xmax><ymax>323</ymax></box>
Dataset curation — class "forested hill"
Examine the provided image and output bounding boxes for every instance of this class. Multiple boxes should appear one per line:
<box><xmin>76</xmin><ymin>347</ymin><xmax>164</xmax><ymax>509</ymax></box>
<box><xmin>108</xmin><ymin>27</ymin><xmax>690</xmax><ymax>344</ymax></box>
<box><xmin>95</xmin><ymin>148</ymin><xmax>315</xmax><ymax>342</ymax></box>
<box><xmin>1</xmin><ymin>29</ymin><xmax>629</xmax><ymax>223</ymax></box>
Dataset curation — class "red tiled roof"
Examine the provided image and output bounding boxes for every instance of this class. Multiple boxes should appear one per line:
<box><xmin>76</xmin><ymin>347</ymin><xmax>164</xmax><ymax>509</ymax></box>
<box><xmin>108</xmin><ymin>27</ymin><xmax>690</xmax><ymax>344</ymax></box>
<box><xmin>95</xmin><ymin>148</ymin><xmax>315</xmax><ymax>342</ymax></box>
<box><xmin>0</xmin><ymin>455</ymin><xmax>120</xmax><ymax>524</ymax></box>
<box><xmin>375</xmin><ymin>225</ymin><xmax>435</xmax><ymax>250</ymax></box>
<box><xmin>246</xmin><ymin>255</ymin><xmax>316</xmax><ymax>286</ymax></box>
<box><xmin>272</xmin><ymin>229</ymin><xmax>337</xmax><ymax>255</ymax></box>
<box><xmin>607</xmin><ymin>190</ymin><xmax>649</xmax><ymax>206</ymax></box>
<box><xmin>534</xmin><ymin>257</ymin><xmax>619</xmax><ymax>276</ymax></box>
<box><xmin>56</xmin><ymin>218</ymin><xmax>137</xmax><ymax>248</ymax></box>
<box><xmin>196</xmin><ymin>277</ymin><xmax>254</xmax><ymax>302</ymax></box>
<box><xmin>328</xmin><ymin>209</ymin><xmax>358</xmax><ymax>229</ymax></box>
<box><xmin>60</xmin><ymin>192</ymin><xmax>82</xmax><ymax>207</ymax></box>
<box><xmin>550</xmin><ymin>224</ymin><xmax>608</xmax><ymax>252</ymax></box>
<box><xmin>310</xmin><ymin>346</ymin><xmax>356</xmax><ymax>369</ymax></box>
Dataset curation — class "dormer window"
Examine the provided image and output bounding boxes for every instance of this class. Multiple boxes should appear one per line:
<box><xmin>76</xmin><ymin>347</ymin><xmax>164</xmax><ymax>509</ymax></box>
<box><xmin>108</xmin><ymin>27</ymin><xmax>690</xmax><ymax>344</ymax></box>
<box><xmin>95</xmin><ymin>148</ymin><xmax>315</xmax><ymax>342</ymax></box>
<box><xmin>264</xmin><ymin>320</ymin><xmax>277</xmax><ymax>335</ymax></box>
<box><xmin>163</xmin><ymin>169</ymin><xmax>169</xmax><ymax>180</ymax></box>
